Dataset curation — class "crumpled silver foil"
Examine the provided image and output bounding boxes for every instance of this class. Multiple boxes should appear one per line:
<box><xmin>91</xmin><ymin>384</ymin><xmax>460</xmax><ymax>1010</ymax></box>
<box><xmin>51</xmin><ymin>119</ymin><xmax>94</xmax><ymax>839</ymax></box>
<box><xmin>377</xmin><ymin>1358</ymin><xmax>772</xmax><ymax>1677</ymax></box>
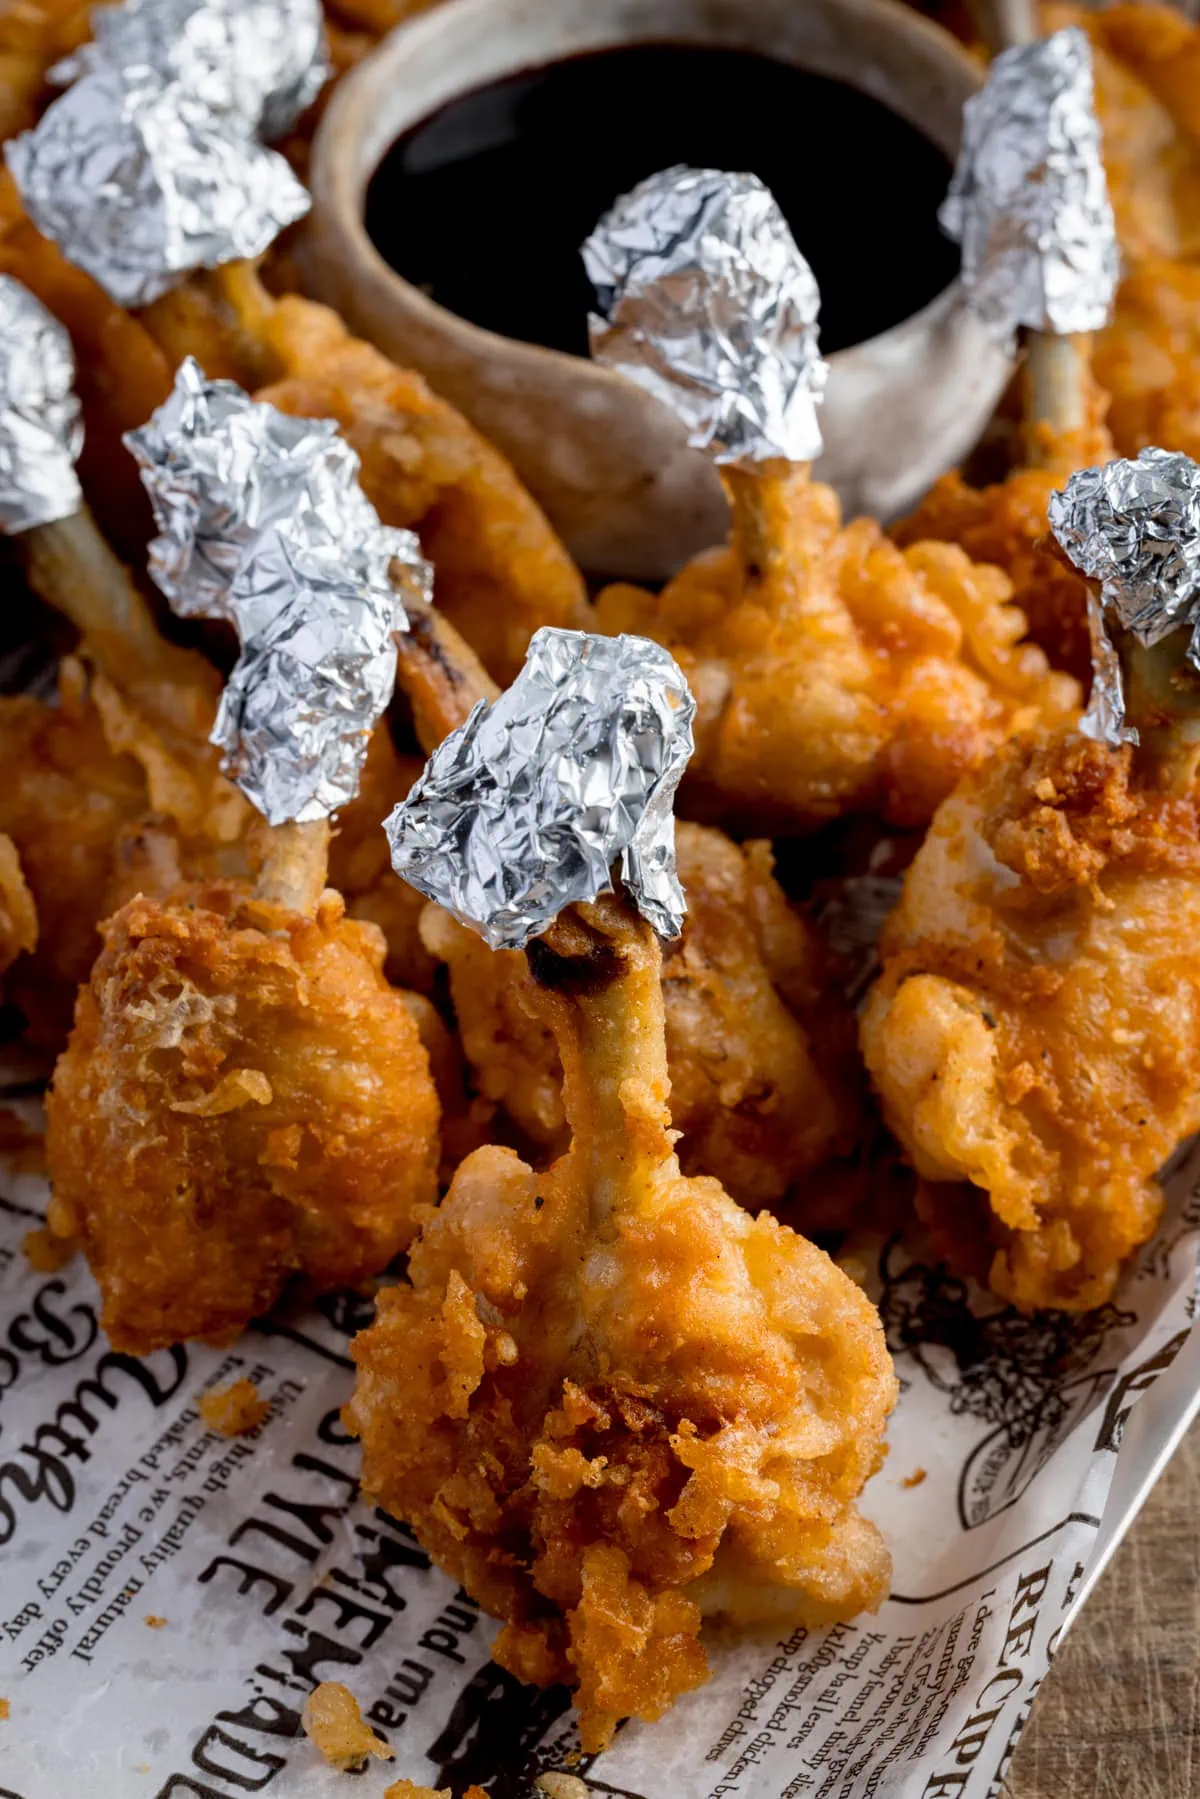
<box><xmin>582</xmin><ymin>164</ymin><xmax>827</xmax><ymax>466</ymax></box>
<box><xmin>51</xmin><ymin>0</ymin><xmax>327</xmax><ymax>140</ymax></box>
<box><xmin>125</xmin><ymin>357</ymin><xmax>409</xmax><ymax>623</ymax></box>
<box><xmin>214</xmin><ymin>519</ymin><xmax>411</xmax><ymax>824</ymax></box>
<box><xmin>128</xmin><ymin>357</ymin><xmax>429</xmax><ymax>822</ymax></box>
<box><xmin>1049</xmin><ymin>447</ymin><xmax>1200</xmax><ymax>744</ymax></box>
<box><xmin>0</xmin><ymin>276</ymin><xmax>83</xmax><ymax>532</ymax></box>
<box><xmin>385</xmin><ymin>627</ymin><xmax>696</xmax><ymax>949</ymax></box>
<box><xmin>5</xmin><ymin>67</ymin><xmax>310</xmax><ymax>309</ymax></box>
<box><xmin>941</xmin><ymin>25</ymin><xmax>1118</xmax><ymax>341</ymax></box>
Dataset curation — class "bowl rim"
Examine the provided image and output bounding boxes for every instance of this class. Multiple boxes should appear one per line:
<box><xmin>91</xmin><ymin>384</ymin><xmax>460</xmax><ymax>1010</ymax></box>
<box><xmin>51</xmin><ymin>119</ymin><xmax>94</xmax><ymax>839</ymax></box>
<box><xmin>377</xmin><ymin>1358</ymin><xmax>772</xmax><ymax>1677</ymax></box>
<box><xmin>309</xmin><ymin>0</ymin><xmax>985</xmax><ymax>384</ymax></box>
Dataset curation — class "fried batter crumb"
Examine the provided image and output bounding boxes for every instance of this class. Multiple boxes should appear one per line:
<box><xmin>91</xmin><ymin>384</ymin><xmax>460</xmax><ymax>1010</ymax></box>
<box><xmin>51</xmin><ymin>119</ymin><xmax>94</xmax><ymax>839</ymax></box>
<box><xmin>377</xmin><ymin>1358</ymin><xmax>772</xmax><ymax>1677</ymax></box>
<box><xmin>0</xmin><ymin>1698</ymin><xmax>9</xmax><ymax>1720</ymax></box>
<box><xmin>21</xmin><ymin>1227</ymin><xmax>75</xmax><ymax>1273</ymax></box>
<box><xmin>901</xmin><ymin>1469</ymin><xmax>927</xmax><ymax>1490</ymax></box>
<box><xmin>302</xmin><ymin>1683</ymin><xmax>394</xmax><ymax>1771</ymax></box>
<box><xmin>536</xmin><ymin>1776</ymin><xmax>590</xmax><ymax>1799</ymax></box>
<box><xmin>197</xmin><ymin>1379</ymin><xmax>270</xmax><ymax>1438</ymax></box>
<box><xmin>144</xmin><ymin>1615</ymin><xmax>167</xmax><ymax>1629</ymax></box>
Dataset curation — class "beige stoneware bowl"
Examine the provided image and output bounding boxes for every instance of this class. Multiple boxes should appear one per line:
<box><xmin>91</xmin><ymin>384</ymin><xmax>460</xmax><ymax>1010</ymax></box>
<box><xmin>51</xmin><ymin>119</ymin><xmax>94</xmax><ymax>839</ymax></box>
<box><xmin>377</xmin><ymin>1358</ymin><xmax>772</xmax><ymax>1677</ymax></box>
<box><xmin>304</xmin><ymin>0</ymin><xmax>1012</xmax><ymax>578</ymax></box>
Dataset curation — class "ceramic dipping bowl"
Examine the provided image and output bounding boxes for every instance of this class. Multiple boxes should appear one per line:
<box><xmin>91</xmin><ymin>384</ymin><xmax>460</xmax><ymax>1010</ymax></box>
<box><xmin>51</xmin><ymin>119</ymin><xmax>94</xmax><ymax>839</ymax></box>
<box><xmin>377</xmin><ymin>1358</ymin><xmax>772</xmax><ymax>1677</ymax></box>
<box><xmin>304</xmin><ymin>0</ymin><xmax>1011</xmax><ymax>579</ymax></box>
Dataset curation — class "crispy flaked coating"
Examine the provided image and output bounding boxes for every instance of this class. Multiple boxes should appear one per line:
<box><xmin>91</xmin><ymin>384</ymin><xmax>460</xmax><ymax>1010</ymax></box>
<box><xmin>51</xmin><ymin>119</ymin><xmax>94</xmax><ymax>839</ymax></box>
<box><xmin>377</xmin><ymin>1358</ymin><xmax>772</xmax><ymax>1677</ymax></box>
<box><xmin>46</xmin><ymin>883</ymin><xmax>440</xmax><ymax>1351</ymax></box>
<box><xmin>894</xmin><ymin>397</ymin><xmax>1112</xmax><ymax>686</ymax></box>
<box><xmin>0</xmin><ymin>831</ymin><xmax>35</xmax><ymax>981</ymax></box>
<box><xmin>595</xmin><ymin>469</ymin><xmax>1076</xmax><ymax>833</ymax></box>
<box><xmin>0</xmin><ymin>664</ymin><xmax>154</xmax><ymax>1035</ymax></box>
<box><xmin>860</xmin><ymin>731</ymin><xmax>1200</xmax><ymax>1312</ymax></box>
<box><xmin>420</xmin><ymin>822</ymin><xmax>864</xmax><ymax>1213</ymax></box>
<box><xmin>197</xmin><ymin>1377</ymin><xmax>270</xmax><ymax>1436</ymax></box>
<box><xmin>348</xmin><ymin>896</ymin><xmax>896</xmax><ymax>1751</ymax></box>
<box><xmin>139</xmin><ymin>268</ymin><xmax>590</xmax><ymax>685</ymax></box>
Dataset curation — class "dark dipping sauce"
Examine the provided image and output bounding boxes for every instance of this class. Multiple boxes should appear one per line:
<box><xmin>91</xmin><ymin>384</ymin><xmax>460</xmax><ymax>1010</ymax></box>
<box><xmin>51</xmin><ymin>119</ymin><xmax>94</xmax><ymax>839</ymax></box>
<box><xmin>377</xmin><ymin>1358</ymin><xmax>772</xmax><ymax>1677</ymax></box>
<box><xmin>364</xmin><ymin>43</ymin><xmax>960</xmax><ymax>358</ymax></box>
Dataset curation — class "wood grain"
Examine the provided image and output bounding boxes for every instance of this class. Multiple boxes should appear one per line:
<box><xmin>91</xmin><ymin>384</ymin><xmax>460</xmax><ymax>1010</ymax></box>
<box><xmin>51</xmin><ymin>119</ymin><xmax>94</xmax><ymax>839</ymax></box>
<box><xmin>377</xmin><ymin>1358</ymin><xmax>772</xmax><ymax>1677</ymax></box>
<box><xmin>1004</xmin><ymin>1415</ymin><xmax>1200</xmax><ymax>1798</ymax></box>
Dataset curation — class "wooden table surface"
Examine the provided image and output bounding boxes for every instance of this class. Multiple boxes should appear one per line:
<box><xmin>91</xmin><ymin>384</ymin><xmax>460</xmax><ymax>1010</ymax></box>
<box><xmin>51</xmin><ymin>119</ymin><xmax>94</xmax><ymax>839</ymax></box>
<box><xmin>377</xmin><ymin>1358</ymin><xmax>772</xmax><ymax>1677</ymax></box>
<box><xmin>1004</xmin><ymin>1414</ymin><xmax>1200</xmax><ymax>1798</ymax></box>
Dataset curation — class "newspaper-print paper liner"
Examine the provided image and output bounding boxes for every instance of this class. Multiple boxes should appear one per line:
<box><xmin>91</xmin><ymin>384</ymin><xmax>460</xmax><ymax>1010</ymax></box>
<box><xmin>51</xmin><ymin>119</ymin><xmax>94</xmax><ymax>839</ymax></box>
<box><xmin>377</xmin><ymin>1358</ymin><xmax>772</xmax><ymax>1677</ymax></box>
<box><xmin>0</xmin><ymin>1089</ymin><xmax>1194</xmax><ymax>1798</ymax></box>
<box><xmin>49</xmin><ymin>0</ymin><xmax>328</xmax><ymax>142</ymax></box>
<box><xmin>583</xmin><ymin>164</ymin><xmax>827</xmax><ymax>467</ymax></box>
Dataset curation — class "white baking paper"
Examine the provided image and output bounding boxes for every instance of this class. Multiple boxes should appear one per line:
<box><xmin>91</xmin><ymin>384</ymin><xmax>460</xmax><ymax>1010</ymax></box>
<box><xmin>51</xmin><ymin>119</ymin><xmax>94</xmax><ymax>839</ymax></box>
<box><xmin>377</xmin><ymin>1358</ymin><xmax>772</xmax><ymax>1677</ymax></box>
<box><xmin>0</xmin><ymin>1079</ymin><xmax>1195</xmax><ymax>1799</ymax></box>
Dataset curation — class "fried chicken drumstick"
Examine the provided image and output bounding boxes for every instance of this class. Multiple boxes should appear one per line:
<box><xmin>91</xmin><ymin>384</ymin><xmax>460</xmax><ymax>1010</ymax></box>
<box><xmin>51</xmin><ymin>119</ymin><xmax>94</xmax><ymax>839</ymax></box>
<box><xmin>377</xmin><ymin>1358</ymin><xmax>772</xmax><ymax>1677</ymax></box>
<box><xmin>583</xmin><ymin>167</ymin><xmax>1073</xmax><ymax>836</ymax></box>
<box><xmin>864</xmin><ymin>448</ymin><xmax>1200</xmax><ymax>1311</ymax></box>
<box><xmin>391</xmin><ymin>591</ymin><xmax>865</xmax><ymax>1215</ymax></box>
<box><xmin>45</xmin><ymin>403</ymin><xmax>440</xmax><ymax>1351</ymax></box>
<box><xmin>351</xmin><ymin>630</ymin><xmax>896</xmax><ymax>1749</ymax></box>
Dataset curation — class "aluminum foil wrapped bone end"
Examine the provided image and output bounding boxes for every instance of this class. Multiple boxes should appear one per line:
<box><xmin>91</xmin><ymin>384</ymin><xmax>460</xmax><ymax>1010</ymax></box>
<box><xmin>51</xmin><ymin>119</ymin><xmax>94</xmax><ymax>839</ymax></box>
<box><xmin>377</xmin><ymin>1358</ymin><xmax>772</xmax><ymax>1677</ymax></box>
<box><xmin>5</xmin><ymin>66</ymin><xmax>311</xmax><ymax>310</ymax></box>
<box><xmin>126</xmin><ymin>357</ymin><xmax>430</xmax><ymax>825</ymax></box>
<box><xmin>0</xmin><ymin>275</ymin><xmax>83</xmax><ymax>533</ymax></box>
<box><xmin>212</xmin><ymin>518</ymin><xmax>420</xmax><ymax>826</ymax></box>
<box><xmin>48</xmin><ymin>0</ymin><xmax>329</xmax><ymax>142</ymax></box>
<box><xmin>941</xmin><ymin>25</ymin><xmax>1119</xmax><ymax>342</ymax></box>
<box><xmin>385</xmin><ymin>628</ymin><xmax>697</xmax><ymax>950</ymax></box>
<box><xmin>582</xmin><ymin>164</ymin><xmax>827</xmax><ymax>468</ymax></box>
<box><xmin>1049</xmin><ymin>446</ymin><xmax>1200</xmax><ymax>746</ymax></box>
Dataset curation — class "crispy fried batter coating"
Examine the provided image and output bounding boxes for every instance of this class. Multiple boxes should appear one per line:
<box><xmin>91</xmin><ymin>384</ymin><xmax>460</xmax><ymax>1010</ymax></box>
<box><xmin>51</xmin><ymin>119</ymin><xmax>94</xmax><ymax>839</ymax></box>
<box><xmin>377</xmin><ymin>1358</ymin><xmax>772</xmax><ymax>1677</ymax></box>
<box><xmin>895</xmin><ymin>396</ymin><xmax>1111</xmax><ymax>686</ymax></box>
<box><xmin>419</xmin><ymin>823</ymin><xmax>864</xmax><ymax>1212</ymax></box>
<box><xmin>348</xmin><ymin>897</ymin><xmax>896</xmax><ymax>1751</ymax></box>
<box><xmin>595</xmin><ymin>470</ymin><xmax>1075</xmax><ymax>833</ymax></box>
<box><xmin>138</xmin><ymin>269</ymin><xmax>590</xmax><ymax>685</ymax></box>
<box><xmin>0</xmin><ymin>0</ymin><xmax>101</xmax><ymax>142</ymax></box>
<box><xmin>46</xmin><ymin>882</ymin><xmax>440</xmax><ymax>1351</ymax></box>
<box><xmin>0</xmin><ymin>832</ymin><xmax>35</xmax><ymax>980</ymax></box>
<box><xmin>0</xmin><ymin>664</ymin><xmax>152</xmax><ymax>1034</ymax></box>
<box><xmin>861</xmin><ymin>731</ymin><xmax>1200</xmax><ymax>1311</ymax></box>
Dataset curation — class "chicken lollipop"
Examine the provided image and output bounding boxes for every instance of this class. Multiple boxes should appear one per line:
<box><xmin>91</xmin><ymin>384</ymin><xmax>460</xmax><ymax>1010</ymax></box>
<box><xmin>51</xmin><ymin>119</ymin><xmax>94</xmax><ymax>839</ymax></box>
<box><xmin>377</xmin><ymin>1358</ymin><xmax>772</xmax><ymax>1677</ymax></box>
<box><xmin>897</xmin><ymin>24</ymin><xmax>1121</xmax><ymax>686</ymax></box>
<box><xmin>45</xmin><ymin>423</ymin><xmax>440</xmax><ymax>1352</ymax></box>
<box><xmin>584</xmin><ymin>166</ymin><xmax>1073</xmax><ymax>834</ymax></box>
<box><xmin>863</xmin><ymin>448</ymin><xmax>1200</xmax><ymax>1312</ymax></box>
<box><xmin>0</xmin><ymin>277</ymin><xmax>252</xmax><ymax>1036</ymax></box>
<box><xmin>386</xmin><ymin>589</ymin><xmax>865</xmax><ymax>1213</ymax></box>
<box><xmin>349</xmin><ymin>628</ymin><xmax>897</xmax><ymax>1749</ymax></box>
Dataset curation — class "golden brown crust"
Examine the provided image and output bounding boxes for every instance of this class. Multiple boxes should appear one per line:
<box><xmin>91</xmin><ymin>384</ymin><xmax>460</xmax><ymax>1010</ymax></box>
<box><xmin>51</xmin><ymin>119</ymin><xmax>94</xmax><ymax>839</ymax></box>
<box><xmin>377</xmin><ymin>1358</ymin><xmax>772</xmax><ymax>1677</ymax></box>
<box><xmin>349</xmin><ymin>897</ymin><xmax>895</xmax><ymax>1751</ymax></box>
<box><xmin>421</xmin><ymin>824</ymin><xmax>865</xmax><ymax>1215</ymax></box>
<box><xmin>596</xmin><ymin>471</ymin><xmax>1075</xmax><ymax>834</ymax></box>
<box><xmin>862</xmin><ymin>731</ymin><xmax>1200</xmax><ymax>1311</ymax></box>
<box><xmin>46</xmin><ymin>883</ymin><xmax>440</xmax><ymax>1351</ymax></box>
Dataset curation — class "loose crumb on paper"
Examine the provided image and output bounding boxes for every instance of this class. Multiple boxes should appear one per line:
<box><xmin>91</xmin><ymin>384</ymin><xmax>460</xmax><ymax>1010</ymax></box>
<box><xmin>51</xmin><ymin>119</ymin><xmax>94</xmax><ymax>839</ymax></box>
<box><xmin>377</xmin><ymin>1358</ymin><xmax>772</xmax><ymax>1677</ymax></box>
<box><xmin>0</xmin><ymin>1697</ymin><xmax>9</xmax><ymax>1720</ymax></box>
<box><xmin>384</xmin><ymin>1786</ymin><xmax>489</xmax><ymax>1799</ymax></box>
<box><xmin>21</xmin><ymin>1226</ymin><xmax>74</xmax><ymax>1273</ymax></box>
<box><xmin>302</xmin><ymin>1683</ymin><xmax>394</xmax><ymax>1771</ymax></box>
<box><xmin>197</xmin><ymin>1378</ymin><xmax>270</xmax><ymax>1437</ymax></box>
<box><xmin>902</xmin><ymin>1467</ymin><xmax>928</xmax><ymax>1489</ymax></box>
<box><xmin>144</xmin><ymin>1615</ymin><xmax>167</xmax><ymax>1629</ymax></box>
<box><xmin>537</xmin><ymin>1776</ymin><xmax>590</xmax><ymax>1799</ymax></box>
